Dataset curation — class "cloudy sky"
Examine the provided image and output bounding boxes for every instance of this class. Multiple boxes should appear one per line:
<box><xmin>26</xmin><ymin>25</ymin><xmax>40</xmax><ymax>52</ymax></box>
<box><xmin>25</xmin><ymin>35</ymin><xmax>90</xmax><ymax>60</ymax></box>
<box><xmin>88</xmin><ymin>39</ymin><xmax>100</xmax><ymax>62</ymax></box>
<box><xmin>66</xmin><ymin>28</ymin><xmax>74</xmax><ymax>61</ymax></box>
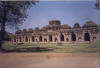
<box><xmin>6</xmin><ymin>1</ymin><xmax>99</xmax><ymax>33</ymax></box>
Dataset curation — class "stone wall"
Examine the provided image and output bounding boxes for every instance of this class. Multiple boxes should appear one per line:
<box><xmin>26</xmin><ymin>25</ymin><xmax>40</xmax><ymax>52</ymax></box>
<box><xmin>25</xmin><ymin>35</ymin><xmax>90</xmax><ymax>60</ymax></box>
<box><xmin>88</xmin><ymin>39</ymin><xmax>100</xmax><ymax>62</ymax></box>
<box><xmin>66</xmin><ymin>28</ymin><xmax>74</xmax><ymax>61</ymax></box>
<box><xmin>11</xmin><ymin>20</ymin><xmax>100</xmax><ymax>44</ymax></box>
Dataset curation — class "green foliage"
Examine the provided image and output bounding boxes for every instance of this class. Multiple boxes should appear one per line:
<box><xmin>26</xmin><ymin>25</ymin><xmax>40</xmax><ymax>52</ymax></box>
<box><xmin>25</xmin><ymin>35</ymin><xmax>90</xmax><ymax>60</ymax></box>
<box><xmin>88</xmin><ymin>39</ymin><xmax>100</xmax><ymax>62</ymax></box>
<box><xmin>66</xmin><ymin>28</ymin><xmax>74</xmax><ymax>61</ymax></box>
<box><xmin>0</xmin><ymin>1</ymin><xmax>38</xmax><ymax>49</ymax></box>
<box><xmin>95</xmin><ymin>0</ymin><xmax>100</xmax><ymax>10</ymax></box>
<box><xmin>0</xmin><ymin>1</ymin><xmax>37</xmax><ymax>30</ymax></box>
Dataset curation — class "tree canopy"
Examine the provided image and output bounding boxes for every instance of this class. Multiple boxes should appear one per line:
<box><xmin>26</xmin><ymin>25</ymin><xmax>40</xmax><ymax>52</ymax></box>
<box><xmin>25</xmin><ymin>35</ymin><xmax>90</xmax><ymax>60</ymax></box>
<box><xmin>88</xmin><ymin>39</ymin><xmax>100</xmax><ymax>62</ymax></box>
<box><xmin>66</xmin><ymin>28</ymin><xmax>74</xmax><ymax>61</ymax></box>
<box><xmin>95</xmin><ymin>0</ymin><xmax>100</xmax><ymax>10</ymax></box>
<box><xmin>0</xmin><ymin>1</ymin><xmax>38</xmax><ymax>49</ymax></box>
<box><xmin>0</xmin><ymin>1</ymin><xmax>37</xmax><ymax>31</ymax></box>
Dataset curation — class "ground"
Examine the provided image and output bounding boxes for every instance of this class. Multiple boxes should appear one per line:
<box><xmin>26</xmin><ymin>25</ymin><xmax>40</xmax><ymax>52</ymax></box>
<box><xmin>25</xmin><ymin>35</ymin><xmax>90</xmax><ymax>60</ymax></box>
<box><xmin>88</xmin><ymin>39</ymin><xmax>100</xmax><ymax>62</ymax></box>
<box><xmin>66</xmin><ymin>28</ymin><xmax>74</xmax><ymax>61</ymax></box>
<box><xmin>1</xmin><ymin>43</ymin><xmax>100</xmax><ymax>68</ymax></box>
<box><xmin>0</xmin><ymin>53</ymin><xmax>99</xmax><ymax>68</ymax></box>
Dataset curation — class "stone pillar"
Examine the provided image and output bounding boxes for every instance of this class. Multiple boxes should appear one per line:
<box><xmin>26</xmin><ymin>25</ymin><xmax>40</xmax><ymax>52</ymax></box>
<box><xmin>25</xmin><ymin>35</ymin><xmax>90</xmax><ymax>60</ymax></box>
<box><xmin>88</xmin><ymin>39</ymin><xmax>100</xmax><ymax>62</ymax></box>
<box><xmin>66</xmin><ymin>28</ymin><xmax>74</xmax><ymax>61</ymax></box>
<box><xmin>28</xmin><ymin>36</ymin><xmax>30</xmax><ymax>43</ymax></box>
<box><xmin>23</xmin><ymin>36</ymin><xmax>25</xmax><ymax>43</ymax></box>
<box><xmin>67</xmin><ymin>32</ymin><xmax>71</xmax><ymax>43</ymax></box>
<box><xmin>47</xmin><ymin>35</ymin><xmax>49</xmax><ymax>43</ymax></box>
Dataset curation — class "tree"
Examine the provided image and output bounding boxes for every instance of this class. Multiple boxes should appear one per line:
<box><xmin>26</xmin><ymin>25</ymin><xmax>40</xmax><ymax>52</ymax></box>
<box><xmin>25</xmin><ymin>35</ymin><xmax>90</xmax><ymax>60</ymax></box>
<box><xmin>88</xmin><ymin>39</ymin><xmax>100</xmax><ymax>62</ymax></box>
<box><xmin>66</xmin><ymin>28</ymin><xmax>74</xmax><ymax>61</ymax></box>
<box><xmin>95</xmin><ymin>0</ymin><xmax>100</xmax><ymax>10</ymax></box>
<box><xmin>0</xmin><ymin>1</ymin><xmax>38</xmax><ymax>49</ymax></box>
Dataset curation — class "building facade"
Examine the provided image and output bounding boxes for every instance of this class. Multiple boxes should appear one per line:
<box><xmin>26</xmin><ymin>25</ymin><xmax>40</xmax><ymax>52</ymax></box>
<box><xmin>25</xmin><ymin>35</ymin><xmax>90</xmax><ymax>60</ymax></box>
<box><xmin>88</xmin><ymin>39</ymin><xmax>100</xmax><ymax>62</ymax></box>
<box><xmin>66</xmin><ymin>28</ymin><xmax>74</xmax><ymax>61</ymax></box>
<box><xmin>11</xmin><ymin>20</ymin><xmax>100</xmax><ymax>44</ymax></box>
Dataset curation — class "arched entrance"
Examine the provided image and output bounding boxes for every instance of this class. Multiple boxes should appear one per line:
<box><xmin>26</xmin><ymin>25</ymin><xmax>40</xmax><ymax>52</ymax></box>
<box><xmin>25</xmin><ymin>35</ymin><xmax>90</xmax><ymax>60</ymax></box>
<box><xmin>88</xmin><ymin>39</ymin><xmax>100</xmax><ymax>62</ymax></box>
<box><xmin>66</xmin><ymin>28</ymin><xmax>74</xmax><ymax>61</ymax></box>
<box><xmin>55</xmin><ymin>38</ymin><xmax>58</xmax><ymax>42</ymax></box>
<box><xmin>66</xmin><ymin>38</ymin><xmax>69</xmax><ymax>42</ymax></box>
<box><xmin>19</xmin><ymin>37</ymin><xmax>22</xmax><ymax>42</ymax></box>
<box><xmin>25</xmin><ymin>36</ymin><xmax>28</xmax><ymax>42</ymax></box>
<box><xmin>14</xmin><ymin>37</ymin><xmax>16</xmax><ymax>42</ymax></box>
<box><xmin>32</xmin><ymin>36</ymin><xmax>34</xmax><ymax>42</ymax></box>
<box><xmin>84</xmin><ymin>33</ymin><xmax>90</xmax><ymax>41</ymax></box>
<box><xmin>39</xmin><ymin>36</ymin><xmax>42</xmax><ymax>42</ymax></box>
<box><xmin>44</xmin><ymin>38</ymin><xmax>47</xmax><ymax>42</ymax></box>
<box><xmin>49</xmin><ymin>35</ymin><xmax>52</xmax><ymax>42</ymax></box>
<box><xmin>72</xmin><ymin>33</ymin><xmax>76</xmax><ymax>41</ymax></box>
<box><xmin>60</xmin><ymin>34</ymin><xmax>64</xmax><ymax>41</ymax></box>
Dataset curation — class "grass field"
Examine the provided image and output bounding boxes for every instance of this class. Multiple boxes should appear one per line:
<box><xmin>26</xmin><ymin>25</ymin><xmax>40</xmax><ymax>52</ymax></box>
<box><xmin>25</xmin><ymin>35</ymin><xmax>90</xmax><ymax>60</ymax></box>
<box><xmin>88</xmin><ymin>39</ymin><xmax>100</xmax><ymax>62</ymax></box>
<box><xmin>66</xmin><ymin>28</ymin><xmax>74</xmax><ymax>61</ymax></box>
<box><xmin>1</xmin><ymin>43</ymin><xmax>100</xmax><ymax>53</ymax></box>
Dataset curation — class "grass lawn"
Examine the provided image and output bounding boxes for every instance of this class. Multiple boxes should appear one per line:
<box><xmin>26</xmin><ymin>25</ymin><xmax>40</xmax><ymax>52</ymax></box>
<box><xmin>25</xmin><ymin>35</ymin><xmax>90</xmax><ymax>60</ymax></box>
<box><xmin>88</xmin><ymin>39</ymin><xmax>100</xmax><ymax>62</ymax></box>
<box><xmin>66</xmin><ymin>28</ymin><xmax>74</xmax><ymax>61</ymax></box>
<box><xmin>1</xmin><ymin>43</ymin><xmax>100</xmax><ymax>53</ymax></box>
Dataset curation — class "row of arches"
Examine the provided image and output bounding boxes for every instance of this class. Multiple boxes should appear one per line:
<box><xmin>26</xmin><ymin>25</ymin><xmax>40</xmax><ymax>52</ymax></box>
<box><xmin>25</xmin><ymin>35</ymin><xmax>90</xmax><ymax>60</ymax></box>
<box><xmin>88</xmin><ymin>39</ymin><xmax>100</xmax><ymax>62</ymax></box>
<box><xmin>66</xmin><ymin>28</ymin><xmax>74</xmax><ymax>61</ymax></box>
<box><xmin>17</xmin><ymin>33</ymin><xmax>90</xmax><ymax>43</ymax></box>
<box><xmin>71</xmin><ymin>33</ymin><xmax>90</xmax><ymax>41</ymax></box>
<box><xmin>38</xmin><ymin>33</ymin><xmax>89</xmax><ymax>42</ymax></box>
<box><xmin>59</xmin><ymin>33</ymin><xmax>90</xmax><ymax>41</ymax></box>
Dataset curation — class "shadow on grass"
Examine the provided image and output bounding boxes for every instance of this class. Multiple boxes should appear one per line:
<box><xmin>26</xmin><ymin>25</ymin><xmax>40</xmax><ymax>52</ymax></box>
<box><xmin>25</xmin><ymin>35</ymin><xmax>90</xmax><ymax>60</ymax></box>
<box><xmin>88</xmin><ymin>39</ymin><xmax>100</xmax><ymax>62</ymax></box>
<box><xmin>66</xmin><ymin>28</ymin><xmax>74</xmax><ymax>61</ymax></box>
<box><xmin>1</xmin><ymin>47</ymin><xmax>54</xmax><ymax>53</ymax></box>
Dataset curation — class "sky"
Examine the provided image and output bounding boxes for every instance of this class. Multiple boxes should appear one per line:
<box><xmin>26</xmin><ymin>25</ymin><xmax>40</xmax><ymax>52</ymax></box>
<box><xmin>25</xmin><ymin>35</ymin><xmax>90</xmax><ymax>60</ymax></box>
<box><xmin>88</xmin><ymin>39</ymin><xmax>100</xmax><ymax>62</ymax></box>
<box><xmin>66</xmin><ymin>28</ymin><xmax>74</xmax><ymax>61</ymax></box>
<box><xmin>6</xmin><ymin>1</ymin><xmax>100</xmax><ymax>33</ymax></box>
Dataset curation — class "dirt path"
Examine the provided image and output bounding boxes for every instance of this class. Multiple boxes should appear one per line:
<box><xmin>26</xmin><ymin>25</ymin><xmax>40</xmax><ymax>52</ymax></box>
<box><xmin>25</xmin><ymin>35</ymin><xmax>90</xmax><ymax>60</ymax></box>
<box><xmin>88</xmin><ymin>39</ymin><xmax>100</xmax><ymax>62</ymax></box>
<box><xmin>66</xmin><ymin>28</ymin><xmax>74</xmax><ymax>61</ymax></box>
<box><xmin>0</xmin><ymin>53</ymin><xmax>99</xmax><ymax>68</ymax></box>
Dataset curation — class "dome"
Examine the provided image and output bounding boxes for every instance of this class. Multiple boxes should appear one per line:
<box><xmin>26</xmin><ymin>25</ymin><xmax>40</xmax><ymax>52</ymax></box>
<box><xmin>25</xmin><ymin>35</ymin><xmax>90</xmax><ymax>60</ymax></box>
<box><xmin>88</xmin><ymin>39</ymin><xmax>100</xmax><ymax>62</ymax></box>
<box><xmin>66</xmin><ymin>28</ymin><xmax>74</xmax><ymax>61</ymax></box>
<box><xmin>15</xmin><ymin>30</ymin><xmax>22</xmax><ymax>34</ymax></box>
<box><xmin>49</xmin><ymin>20</ymin><xmax>61</xmax><ymax>26</ymax></box>
<box><xmin>61</xmin><ymin>24</ymin><xmax>71</xmax><ymax>29</ymax></box>
<box><xmin>82</xmin><ymin>21</ymin><xmax>97</xmax><ymax>28</ymax></box>
<box><xmin>73</xmin><ymin>23</ymin><xmax>81</xmax><ymax>28</ymax></box>
<box><xmin>23</xmin><ymin>29</ymin><xmax>27</xmax><ymax>32</ymax></box>
<box><xmin>28</xmin><ymin>28</ymin><xmax>33</xmax><ymax>32</ymax></box>
<box><xmin>35</xmin><ymin>27</ymin><xmax>39</xmax><ymax>30</ymax></box>
<box><xmin>98</xmin><ymin>25</ymin><xmax>100</xmax><ymax>27</ymax></box>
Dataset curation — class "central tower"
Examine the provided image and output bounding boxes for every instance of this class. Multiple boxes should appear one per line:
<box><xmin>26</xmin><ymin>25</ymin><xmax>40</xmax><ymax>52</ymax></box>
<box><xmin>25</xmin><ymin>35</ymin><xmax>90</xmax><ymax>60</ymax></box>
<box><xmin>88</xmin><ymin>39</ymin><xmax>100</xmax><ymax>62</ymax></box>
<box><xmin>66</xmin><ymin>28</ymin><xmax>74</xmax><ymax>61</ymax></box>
<box><xmin>49</xmin><ymin>20</ymin><xmax>61</xmax><ymax>26</ymax></box>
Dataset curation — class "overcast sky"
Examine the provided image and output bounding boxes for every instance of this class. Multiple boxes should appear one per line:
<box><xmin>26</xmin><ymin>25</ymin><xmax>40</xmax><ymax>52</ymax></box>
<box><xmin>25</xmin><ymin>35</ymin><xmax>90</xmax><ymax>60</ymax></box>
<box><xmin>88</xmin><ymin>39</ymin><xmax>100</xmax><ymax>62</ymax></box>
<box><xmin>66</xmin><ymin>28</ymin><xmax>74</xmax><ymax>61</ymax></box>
<box><xmin>6</xmin><ymin>1</ymin><xmax>99</xmax><ymax>33</ymax></box>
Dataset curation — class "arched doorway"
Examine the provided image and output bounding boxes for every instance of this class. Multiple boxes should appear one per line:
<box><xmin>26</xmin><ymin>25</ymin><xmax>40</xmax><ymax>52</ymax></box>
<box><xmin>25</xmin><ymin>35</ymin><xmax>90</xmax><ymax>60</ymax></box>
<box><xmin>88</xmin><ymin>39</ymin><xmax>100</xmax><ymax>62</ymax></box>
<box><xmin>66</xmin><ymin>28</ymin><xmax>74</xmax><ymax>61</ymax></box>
<box><xmin>25</xmin><ymin>36</ymin><xmax>28</xmax><ymax>42</ymax></box>
<box><xmin>39</xmin><ymin>36</ymin><xmax>42</xmax><ymax>42</ymax></box>
<box><xmin>44</xmin><ymin>38</ymin><xmax>47</xmax><ymax>42</ymax></box>
<box><xmin>55</xmin><ymin>38</ymin><xmax>58</xmax><ymax>42</ymax></box>
<box><xmin>60</xmin><ymin>34</ymin><xmax>64</xmax><ymax>41</ymax></box>
<box><xmin>66</xmin><ymin>38</ymin><xmax>69</xmax><ymax>42</ymax></box>
<box><xmin>14</xmin><ymin>37</ymin><xmax>16</xmax><ymax>42</ymax></box>
<box><xmin>19</xmin><ymin>37</ymin><xmax>22</xmax><ymax>42</ymax></box>
<box><xmin>84</xmin><ymin>33</ymin><xmax>90</xmax><ymax>41</ymax></box>
<box><xmin>72</xmin><ymin>33</ymin><xmax>76</xmax><ymax>41</ymax></box>
<box><xmin>32</xmin><ymin>36</ymin><xmax>34</xmax><ymax>42</ymax></box>
<box><xmin>49</xmin><ymin>35</ymin><xmax>52</xmax><ymax>42</ymax></box>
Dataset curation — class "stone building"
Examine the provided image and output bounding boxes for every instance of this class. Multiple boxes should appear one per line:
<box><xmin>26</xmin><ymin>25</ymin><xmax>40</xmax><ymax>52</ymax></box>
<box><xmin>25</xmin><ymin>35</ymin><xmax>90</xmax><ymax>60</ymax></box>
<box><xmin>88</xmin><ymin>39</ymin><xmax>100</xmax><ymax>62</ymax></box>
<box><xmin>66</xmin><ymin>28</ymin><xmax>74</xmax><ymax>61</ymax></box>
<box><xmin>11</xmin><ymin>20</ymin><xmax>100</xmax><ymax>44</ymax></box>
